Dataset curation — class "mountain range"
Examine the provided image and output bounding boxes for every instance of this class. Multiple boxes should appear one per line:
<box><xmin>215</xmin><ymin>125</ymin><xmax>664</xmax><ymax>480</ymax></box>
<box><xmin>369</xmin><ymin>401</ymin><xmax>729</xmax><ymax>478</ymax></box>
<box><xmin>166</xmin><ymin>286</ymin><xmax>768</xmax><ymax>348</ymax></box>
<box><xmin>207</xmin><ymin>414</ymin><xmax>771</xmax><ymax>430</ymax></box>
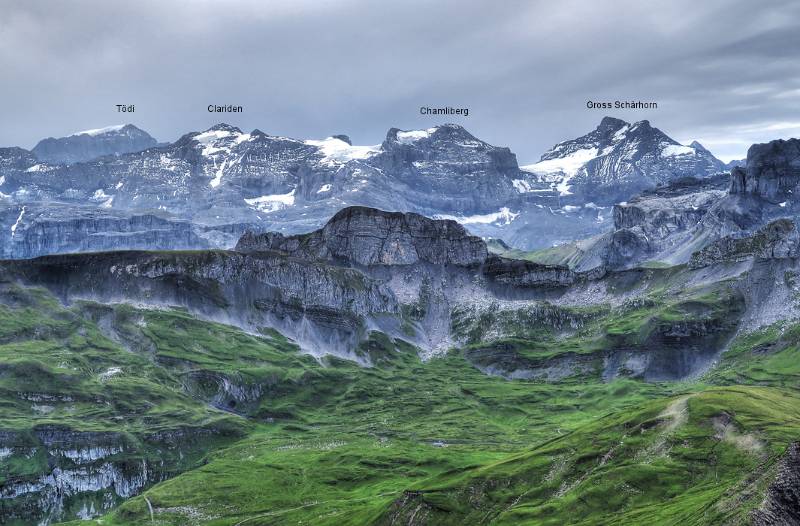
<box><xmin>3</xmin><ymin>119</ymin><xmax>800</xmax><ymax>525</ymax></box>
<box><xmin>0</xmin><ymin>118</ymin><xmax>731</xmax><ymax>259</ymax></box>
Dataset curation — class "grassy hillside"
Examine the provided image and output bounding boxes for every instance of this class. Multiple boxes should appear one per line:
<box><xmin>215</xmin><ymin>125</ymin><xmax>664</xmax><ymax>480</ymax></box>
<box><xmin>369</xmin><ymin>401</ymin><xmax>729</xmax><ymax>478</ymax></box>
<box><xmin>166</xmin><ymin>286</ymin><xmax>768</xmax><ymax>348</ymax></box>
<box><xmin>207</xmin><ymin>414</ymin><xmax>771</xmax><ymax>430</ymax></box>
<box><xmin>0</xmin><ymin>282</ymin><xmax>796</xmax><ymax>525</ymax></box>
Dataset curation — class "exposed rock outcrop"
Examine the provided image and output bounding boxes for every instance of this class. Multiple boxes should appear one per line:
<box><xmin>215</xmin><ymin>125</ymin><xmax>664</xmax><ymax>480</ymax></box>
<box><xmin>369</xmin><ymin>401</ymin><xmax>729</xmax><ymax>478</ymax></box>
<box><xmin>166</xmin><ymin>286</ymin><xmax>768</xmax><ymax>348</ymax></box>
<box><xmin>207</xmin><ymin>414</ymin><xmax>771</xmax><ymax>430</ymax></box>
<box><xmin>0</xmin><ymin>249</ymin><xmax>398</xmax><ymax>357</ymax></box>
<box><xmin>0</xmin><ymin>205</ymin><xmax>211</xmax><ymax>259</ymax></box>
<box><xmin>730</xmin><ymin>138</ymin><xmax>800</xmax><ymax>202</ymax></box>
<box><xmin>751</xmin><ymin>442</ymin><xmax>800</xmax><ymax>526</ymax></box>
<box><xmin>482</xmin><ymin>256</ymin><xmax>576</xmax><ymax>288</ymax></box>
<box><xmin>236</xmin><ymin>206</ymin><xmax>488</xmax><ymax>267</ymax></box>
<box><xmin>689</xmin><ymin>219</ymin><xmax>799</xmax><ymax>269</ymax></box>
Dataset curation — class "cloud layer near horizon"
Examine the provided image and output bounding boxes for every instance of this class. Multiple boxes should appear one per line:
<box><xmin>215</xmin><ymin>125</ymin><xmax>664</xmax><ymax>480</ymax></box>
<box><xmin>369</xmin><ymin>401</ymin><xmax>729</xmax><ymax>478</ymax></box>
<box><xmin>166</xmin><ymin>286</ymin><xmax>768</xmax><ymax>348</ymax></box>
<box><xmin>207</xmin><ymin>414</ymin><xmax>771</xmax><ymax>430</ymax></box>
<box><xmin>1</xmin><ymin>0</ymin><xmax>798</xmax><ymax>162</ymax></box>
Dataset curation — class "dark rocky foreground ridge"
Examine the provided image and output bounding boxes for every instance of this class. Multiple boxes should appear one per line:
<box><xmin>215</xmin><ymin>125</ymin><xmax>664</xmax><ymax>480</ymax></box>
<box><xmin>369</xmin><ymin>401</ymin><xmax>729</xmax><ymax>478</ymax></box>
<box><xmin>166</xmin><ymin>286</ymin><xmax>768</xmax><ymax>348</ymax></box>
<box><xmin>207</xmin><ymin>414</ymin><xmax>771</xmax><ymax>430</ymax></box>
<box><xmin>3</xmin><ymin>202</ymin><xmax>796</xmax><ymax>376</ymax></box>
<box><xmin>236</xmin><ymin>206</ymin><xmax>489</xmax><ymax>267</ymax></box>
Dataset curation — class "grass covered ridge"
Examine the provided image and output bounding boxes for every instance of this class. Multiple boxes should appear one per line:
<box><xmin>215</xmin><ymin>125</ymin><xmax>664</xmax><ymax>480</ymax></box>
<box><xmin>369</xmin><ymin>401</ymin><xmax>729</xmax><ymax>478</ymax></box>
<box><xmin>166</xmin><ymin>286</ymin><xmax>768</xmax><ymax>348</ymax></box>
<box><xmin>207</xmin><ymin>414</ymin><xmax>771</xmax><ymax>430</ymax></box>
<box><xmin>0</xmin><ymin>281</ymin><xmax>796</xmax><ymax>525</ymax></box>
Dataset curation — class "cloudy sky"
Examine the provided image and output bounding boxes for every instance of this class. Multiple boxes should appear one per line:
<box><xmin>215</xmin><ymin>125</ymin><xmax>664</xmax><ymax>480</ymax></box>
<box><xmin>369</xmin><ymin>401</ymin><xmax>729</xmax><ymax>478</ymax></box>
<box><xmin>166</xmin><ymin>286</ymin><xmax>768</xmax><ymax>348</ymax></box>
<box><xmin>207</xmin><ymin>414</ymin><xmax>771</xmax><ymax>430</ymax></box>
<box><xmin>1</xmin><ymin>0</ymin><xmax>798</xmax><ymax>162</ymax></box>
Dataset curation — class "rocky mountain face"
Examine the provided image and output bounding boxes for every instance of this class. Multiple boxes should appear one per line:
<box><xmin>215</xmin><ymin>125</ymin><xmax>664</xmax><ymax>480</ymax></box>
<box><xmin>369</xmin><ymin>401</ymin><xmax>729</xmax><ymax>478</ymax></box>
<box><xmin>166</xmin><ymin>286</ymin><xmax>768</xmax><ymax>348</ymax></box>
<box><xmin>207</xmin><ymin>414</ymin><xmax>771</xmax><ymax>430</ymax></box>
<box><xmin>0</xmin><ymin>204</ymin><xmax>212</xmax><ymax>259</ymax></box>
<box><xmin>3</xmin><ymin>205</ymin><xmax>774</xmax><ymax>376</ymax></box>
<box><xmin>3</xmin><ymin>122</ymin><xmax>578</xmax><ymax>255</ymax></box>
<box><xmin>546</xmin><ymin>138</ymin><xmax>800</xmax><ymax>273</ymax></box>
<box><xmin>751</xmin><ymin>442</ymin><xmax>800</xmax><ymax>526</ymax></box>
<box><xmin>1</xmin><ymin>117</ymin><xmax>739</xmax><ymax>258</ymax></box>
<box><xmin>521</xmin><ymin>117</ymin><xmax>726</xmax><ymax>203</ymax></box>
<box><xmin>729</xmin><ymin>138</ymin><xmax>800</xmax><ymax>201</ymax></box>
<box><xmin>31</xmin><ymin>124</ymin><xmax>157</xmax><ymax>164</ymax></box>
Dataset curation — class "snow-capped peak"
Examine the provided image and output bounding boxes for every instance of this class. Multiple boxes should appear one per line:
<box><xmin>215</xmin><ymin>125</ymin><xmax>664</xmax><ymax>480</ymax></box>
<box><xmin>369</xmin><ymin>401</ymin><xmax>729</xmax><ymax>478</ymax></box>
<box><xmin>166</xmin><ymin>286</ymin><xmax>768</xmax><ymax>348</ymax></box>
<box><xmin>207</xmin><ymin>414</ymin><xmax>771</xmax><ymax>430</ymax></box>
<box><xmin>70</xmin><ymin>124</ymin><xmax>127</xmax><ymax>137</ymax></box>
<box><xmin>520</xmin><ymin>116</ymin><xmax>725</xmax><ymax>200</ymax></box>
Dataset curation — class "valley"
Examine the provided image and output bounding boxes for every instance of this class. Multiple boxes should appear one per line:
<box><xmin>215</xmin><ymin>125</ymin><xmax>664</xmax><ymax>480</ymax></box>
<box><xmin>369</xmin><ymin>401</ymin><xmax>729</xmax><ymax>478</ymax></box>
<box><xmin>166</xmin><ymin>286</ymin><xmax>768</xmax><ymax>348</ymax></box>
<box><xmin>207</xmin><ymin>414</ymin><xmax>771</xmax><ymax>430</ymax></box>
<box><xmin>3</xmin><ymin>1</ymin><xmax>799</xmax><ymax>523</ymax></box>
<box><xmin>0</xmin><ymin>131</ymin><xmax>798</xmax><ymax>522</ymax></box>
<box><xmin>0</xmin><ymin>113</ymin><xmax>799</xmax><ymax>523</ymax></box>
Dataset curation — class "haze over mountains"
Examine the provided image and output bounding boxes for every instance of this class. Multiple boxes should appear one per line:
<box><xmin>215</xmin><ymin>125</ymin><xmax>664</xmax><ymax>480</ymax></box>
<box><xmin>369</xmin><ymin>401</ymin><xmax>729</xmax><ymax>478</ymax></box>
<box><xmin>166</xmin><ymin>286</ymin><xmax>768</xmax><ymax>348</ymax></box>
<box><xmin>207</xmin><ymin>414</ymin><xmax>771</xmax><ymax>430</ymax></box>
<box><xmin>0</xmin><ymin>117</ymin><xmax>733</xmax><ymax>258</ymax></box>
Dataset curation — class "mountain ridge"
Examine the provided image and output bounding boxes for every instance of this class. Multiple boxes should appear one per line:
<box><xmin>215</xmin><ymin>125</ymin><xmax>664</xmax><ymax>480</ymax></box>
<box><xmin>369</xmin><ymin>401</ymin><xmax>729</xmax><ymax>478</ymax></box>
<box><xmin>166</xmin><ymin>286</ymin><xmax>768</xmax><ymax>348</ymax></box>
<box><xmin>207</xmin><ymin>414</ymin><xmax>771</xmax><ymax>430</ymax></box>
<box><xmin>31</xmin><ymin>124</ymin><xmax>157</xmax><ymax>164</ymax></box>
<box><xmin>0</xmin><ymin>118</ymin><xmax>740</xmax><ymax>259</ymax></box>
<box><xmin>521</xmin><ymin>116</ymin><xmax>727</xmax><ymax>202</ymax></box>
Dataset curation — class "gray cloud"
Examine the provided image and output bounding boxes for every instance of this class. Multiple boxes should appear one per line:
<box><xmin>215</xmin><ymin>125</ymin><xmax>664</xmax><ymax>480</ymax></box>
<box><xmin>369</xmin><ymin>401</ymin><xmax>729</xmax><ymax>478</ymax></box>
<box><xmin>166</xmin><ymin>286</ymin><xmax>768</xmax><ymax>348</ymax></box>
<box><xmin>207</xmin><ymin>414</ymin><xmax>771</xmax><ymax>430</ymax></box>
<box><xmin>0</xmin><ymin>0</ymin><xmax>798</xmax><ymax>162</ymax></box>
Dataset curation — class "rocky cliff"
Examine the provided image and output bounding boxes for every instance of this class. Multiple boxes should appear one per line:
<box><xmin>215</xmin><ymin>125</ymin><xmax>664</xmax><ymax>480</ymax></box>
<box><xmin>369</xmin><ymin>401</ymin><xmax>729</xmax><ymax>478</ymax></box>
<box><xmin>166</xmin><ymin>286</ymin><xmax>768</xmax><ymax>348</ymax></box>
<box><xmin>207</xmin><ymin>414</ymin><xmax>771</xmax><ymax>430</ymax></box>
<box><xmin>237</xmin><ymin>206</ymin><xmax>488</xmax><ymax>267</ymax></box>
<box><xmin>752</xmin><ymin>442</ymin><xmax>800</xmax><ymax>526</ymax></box>
<box><xmin>557</xmin><ymin>138</ymin><xmax>800</xmax><ymax>272</ymax></box>
<box><xmin>0</xmin><ymin>205</ymin><xmax>212</xmax><ymax>259</ymax></box>
<box><xmin>0</xmin><ymin>249</ymin><xmax>398</xmax><ymax>358</ymax></box>
<box><xmin>688</xmin><ymin>219</ymin><xmax>799</xmax><ymax>269</ymax></box>
<box><xmin>729</xmin><ymin>138</ymin><xmax>800</xmax><ymax>202</ymax></box>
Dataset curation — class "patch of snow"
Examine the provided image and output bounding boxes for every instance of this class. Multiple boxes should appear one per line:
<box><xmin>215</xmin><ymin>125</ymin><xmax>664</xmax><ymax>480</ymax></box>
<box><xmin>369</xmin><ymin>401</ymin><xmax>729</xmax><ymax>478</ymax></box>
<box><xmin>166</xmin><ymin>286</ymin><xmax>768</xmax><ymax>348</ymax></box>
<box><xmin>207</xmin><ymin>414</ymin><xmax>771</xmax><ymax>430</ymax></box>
<box><xmin>396</xmin><ymin>128</ymin><xmax>438</xmax><ymax>144</ymax></box>
<box><xmin>209</xmin><ymin>158</ymin><xmax>227</xmax><ymax>188</ymax></box>
<box><xmin>521</xmin><ymin>147</ymin><xmax>598</xmax><ymax>196</ymax></box>
<box><xmin>562</xmin><ymin>205</ymin><xmax>581</xmax><ymax>212</ymax></box>
<box><xmin>304</xmin><ymin>137</ymin><xmax>380</xmax><ymax>166</ymax></box>
<box><xmin>71</xmin><ymin>124</ymin><xmax>126</xmax><ymax>137</ymax></box>
<box><xmin>512</xmin><ymin>179</ymin><xmax>534</xmax><ymax>193</ymax></box>
<box><xmin>10</xmin><ymin>206</ymin><xmax>25</xmax><ymax>237</ymax></box>
<box><xmin>234</xmin><ymin>133</ymin><xmax>253</xmax><ymax>144</ymax></box>
<box><xmin>435</xmin><ymin>207</ymin><xmax>519</xmax><ymax>226</ymax></box>
<box><xmin>661</xmin><ymin>144</ymin><xmax>696</xmax><ymax>157</ymax></box>
<box><xmin>115</xmin><ymin>181</ymin><xmax>124</xmax><ymax>189</ymax></box>
<box><xmin>244</xmin><ymin>189</ymin><xmax>296</xmax><ymax>213</ymax></box>
<box><xmin>317</xmin><ymin>184</ymin><xmax>332</xmax><ymax>193</ymax></box>
<box><xmin>779</xmin><ymin>201</ymin><xmax>787</xmax><ymax>208</ymax></box>
<box><xmin>25</xmin><ymin>164</ymin><xmax>51</xmax><ymax>173</ymax></box>
<box><xmin>194</xmin><ymin>130</ymin><xmax>234</xmax><ymax>156</ymax></box>
<box><xmin>584</xmin><ymin>202</ymin><xmax>604</xmax><ymax>210</ymax></box>
<box><xmin>612</xmin><ymin>125</ymin><xmax>630</xmax><ymax>141</ymax></box>
<box><xmin>91</xmin><ymin>189</ymin><xmax>114</xmax><ymax>208</ymax></box>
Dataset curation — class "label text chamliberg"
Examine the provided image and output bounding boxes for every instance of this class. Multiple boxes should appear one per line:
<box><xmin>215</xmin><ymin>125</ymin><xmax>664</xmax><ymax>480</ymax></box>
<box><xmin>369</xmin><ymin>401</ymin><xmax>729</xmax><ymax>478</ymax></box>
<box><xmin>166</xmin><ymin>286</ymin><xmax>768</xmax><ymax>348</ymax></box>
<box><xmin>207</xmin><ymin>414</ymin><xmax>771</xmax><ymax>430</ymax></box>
<box><xmin>420</xmin><ymin>106</ymin><xmax>469</xmax><ymax>117</ymax></box>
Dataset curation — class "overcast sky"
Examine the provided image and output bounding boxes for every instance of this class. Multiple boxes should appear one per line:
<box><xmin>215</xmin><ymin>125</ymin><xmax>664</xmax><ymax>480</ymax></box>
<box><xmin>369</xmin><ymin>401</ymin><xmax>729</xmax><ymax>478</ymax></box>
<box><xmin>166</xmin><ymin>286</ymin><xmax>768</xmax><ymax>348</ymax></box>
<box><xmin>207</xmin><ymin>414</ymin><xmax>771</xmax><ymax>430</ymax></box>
<box><xmin>1</xmin><ymin>0</ymin><xmax>798</xmax><ymax>162</ymax></box>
